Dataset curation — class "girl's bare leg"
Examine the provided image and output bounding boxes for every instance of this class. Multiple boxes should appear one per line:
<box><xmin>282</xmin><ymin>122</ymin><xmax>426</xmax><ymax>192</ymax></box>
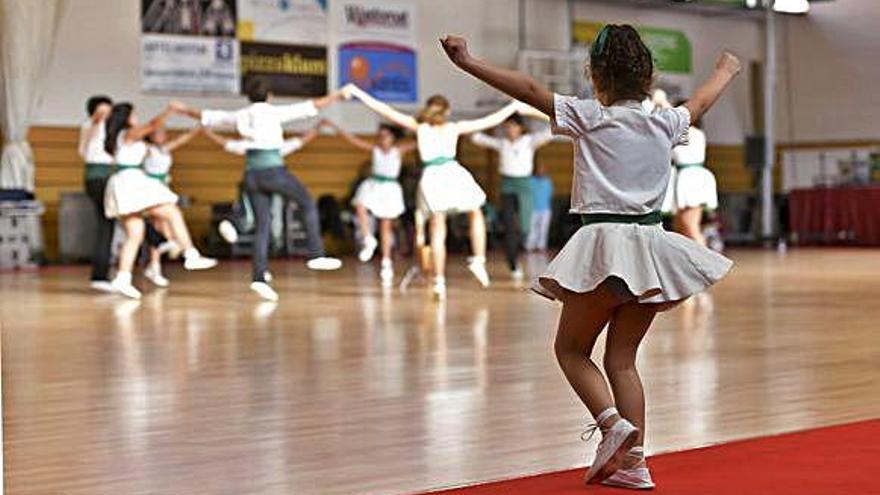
<box><xmin>356</xmin><ymin>204</ymin><xmax>372</xmax><ymax>241</ymax></box>
<box><xmin>147</xmin><ymin>203</ymin><xmax>194</xmax><ymax>250</ymax></box>
<box><xmin>554</xmin><ymin>284</ymin><xmax>621</xmax><ymax>420</ymax></box>
<box><xmin>118</xmin><ymin>215</ymin><xmax>145</xmax><ymax>275</ymax></box>
<box><xmin>676</xmin><ymin>207</ymin><xmax>706</xmax><ymax>246</ymax></box>
<box><xmin>379</xmin><ymin>219</ymin><xmax>394</xmax><ymax>260</ymax></box>
<box><xmin>468</xmin><ymin>208</ymin><xmax>487</xmax><ymax>259</ymax></box>
<box><xmin>604</xmin><ymin>302</ymin><xmax>659</xmax><ymax>446</ymax></box>
<box><xmin>430</xmin><ymin>212</ymin><xmax>447</xmax><ymax>280</ymax></box>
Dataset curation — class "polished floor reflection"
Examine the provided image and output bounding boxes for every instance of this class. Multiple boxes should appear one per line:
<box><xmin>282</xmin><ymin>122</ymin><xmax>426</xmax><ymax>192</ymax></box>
<box><xmin>2</xmin><ymin>250</ymin><xmax>879</xmax><ymax>495</ymax></box>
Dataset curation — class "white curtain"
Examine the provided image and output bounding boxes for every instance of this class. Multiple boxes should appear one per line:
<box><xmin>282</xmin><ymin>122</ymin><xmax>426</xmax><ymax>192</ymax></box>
<box><xmin>0</xmin><ymin>0</ymin><xmax>66</xmax><ymax>191</ymax></box>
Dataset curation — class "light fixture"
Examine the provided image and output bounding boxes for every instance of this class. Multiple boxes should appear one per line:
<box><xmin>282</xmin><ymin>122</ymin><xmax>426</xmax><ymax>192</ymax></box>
<box><xmin>773</xmin><ymin>0</ymin><xmax>810</xmax><ymax>14</ymax></box>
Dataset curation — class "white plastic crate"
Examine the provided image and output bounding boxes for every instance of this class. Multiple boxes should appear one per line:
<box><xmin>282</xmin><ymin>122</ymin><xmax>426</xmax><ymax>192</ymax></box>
<box><xmin>0</xmin><ymin>200</ymin><xmax>45</xmax><ymax>269</ymax></box>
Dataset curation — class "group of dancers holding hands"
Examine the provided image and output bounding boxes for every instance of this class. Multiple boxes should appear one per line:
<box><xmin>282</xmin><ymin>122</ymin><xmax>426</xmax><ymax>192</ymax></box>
<box><xmin>80</xmin><ymin>23</ymin><xmax>740</xmax><ymax>490</ymax></box>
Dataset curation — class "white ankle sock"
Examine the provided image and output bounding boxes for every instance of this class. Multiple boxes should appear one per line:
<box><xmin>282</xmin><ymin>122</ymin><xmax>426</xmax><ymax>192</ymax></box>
<box><xmin>115</xmin><ymin>271</ymin><xmax>132</xmax><ymax>284</ymax></box>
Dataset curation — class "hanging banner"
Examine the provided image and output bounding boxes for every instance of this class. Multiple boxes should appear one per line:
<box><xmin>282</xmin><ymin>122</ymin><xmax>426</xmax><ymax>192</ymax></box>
<box><xmin>140</xmin><ymin>0</ymin><xmax>240</xmax><ymax>94</ymax></box>
<box><xmin>240</xmin><ymin>42</ymin><xmax>328</xmax><ymax>97</ymax></box>
<box><xmin>337</xmin><ymin>1</ymin><xmax>418</xmax><ymax>103</ymax></box>
<box><xmin>237</xmin><ymin>0</ymin><xmax>329</xmax><ymax>45</ymax></box>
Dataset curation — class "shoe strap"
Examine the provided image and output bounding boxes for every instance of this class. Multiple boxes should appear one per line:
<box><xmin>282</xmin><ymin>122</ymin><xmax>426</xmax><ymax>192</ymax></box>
<box><xmin>596</xmin><ymin>407</ymin><xmax>618</xmax><ymax>426</ymax></box>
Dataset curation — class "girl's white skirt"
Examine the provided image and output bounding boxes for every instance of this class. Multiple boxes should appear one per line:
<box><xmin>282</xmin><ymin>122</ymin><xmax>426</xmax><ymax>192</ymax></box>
<box><xmin>104</xmin><ymin>168</ymin><xmax>178</xmax><ymax>218</ymax></box>
<box><xmin>533</xmin><ymin>223</ymin><xmax>732</xmax><ymax>307</ymax></box>
<box><xmin>417</xmin><ymin>162</ymin><xmax>486</xmax><ymax>214</ymax></box>
<box><xmin>674</xmin><ymin>166</ymin><xmax>718</xmax><ymax>211</ymax></box>
<box><xmin>352</xmin><ymin>178</ymin><xmax>405</xmax><ymax>219</ymax></box>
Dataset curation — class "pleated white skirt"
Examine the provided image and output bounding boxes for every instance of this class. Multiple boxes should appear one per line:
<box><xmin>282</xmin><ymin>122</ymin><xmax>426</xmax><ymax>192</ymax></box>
<box><xmin>104</xmin><ymin>168</ymin><xmax>178</xmax><ymax>218</ymax></box>
<box><xmin>352</xmin><ymin>178</ymin><xmax>406</xmax><ymax>219</ymax></box>
<box><xmin>417</xmin><ymin>162</ymin><xmax>486</xmax><ymax>214</ymax></box>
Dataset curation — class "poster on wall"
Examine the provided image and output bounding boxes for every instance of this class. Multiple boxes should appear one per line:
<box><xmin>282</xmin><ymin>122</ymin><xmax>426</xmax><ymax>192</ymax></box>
<box><xmin>240</xmin><ymin>42</ymin><xmax>328</xmax><ymax>97</ymax></box>
<box><xmin>337</xmin><ymin>1</ymin><xmax>418</xmax><ymax>103</ymax></box>
<box><xmin>140</xmin><ymin>0</ymin><xmax>240</xmax><ymax>94</ymax></box>
<box><xmin>571</xmin><ymin>20</ymin><xmax>693</xmax><ymax>100</ymax></box>
<box><xmin>237</xmin><ymin>0</ymin><xmax>329</xmax><ymax>45</ymax></box>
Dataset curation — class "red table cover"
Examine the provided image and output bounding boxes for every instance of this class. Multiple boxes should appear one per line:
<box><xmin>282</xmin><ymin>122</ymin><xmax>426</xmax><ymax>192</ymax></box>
<box><xmin>789</xmin><ymin>186</ymin><xmax>880</xmax><ymax>245</ymax></box>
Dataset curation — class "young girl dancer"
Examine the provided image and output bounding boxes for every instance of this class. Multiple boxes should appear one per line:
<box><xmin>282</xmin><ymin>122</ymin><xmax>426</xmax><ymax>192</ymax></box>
<box><xmin>325</xmin><ymin>120</ymin><xmax>416</xmax><ymax>286</ymax></box>
<box><xmin>140</xmin><ymin>125</ymin><xmax>201</xmax><ymax>287</ymax></box>
<box><xmin>103</xmin><ymin>102</ymin><xmax>217</xmax><ymax>299</ymax></box>
<box><xmin>471</xmin><ymin>114</ymin><xmax>554</xmax><ymax>279</ymax></box>
<box><xmin>346</xmin><ymin>84</ymin><xmax>521</xmax><ymax>299</ymax></box>
<box><xmin>441</xmin><ymin>26</ymin><xmax>739</xmax><ymax>487</ymax></box>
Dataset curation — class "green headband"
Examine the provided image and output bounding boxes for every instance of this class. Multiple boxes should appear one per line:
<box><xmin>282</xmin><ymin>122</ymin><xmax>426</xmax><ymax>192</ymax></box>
<box><xmin>591</xmin><ymin>25</ymin><xmax>611</xmax><ymax>60</ymax></box>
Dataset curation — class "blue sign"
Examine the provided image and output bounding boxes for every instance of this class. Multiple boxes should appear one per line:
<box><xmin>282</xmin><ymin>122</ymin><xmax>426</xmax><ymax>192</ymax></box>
<box><xmin>339</xmin><ymin>42</ymin><xmax>417</xmax><ymax>103</ymax></box>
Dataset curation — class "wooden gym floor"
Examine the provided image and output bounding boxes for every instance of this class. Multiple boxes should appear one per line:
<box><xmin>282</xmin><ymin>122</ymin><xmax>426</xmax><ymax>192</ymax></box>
<box><xmin>1</xmin><ymin>249</ymin><xmax>878</xmax><ymax>494</ymax></box>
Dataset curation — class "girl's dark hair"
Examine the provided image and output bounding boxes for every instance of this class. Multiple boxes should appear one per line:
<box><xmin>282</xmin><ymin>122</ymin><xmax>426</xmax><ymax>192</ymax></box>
<box><xmin>379</xmin><ymin>123</ymin><xmax>404</xmax><ymax>140</ymax></box>
<box><xmin>589</xmin><ymin>25</ymin><xmax>654</xmax><ymax>102</ymax></box>
<box><xmin>244</xmin><ymin>76</ymin><xmax>271</xmax><ymax>103</ymax></box>
<box><xmin>86</xmin><ymin>95</ymin><xmax>112</xmax><ymax>116</ymax></box>
<box><xmin>104</xmin><ymin>103</ymin><xmax>134</xmax><ymax>155</ymax></box>
<box><xmin>504</xmin><ymin>114</ymin><xmax>526</xmax><ymax>128</ymax></box>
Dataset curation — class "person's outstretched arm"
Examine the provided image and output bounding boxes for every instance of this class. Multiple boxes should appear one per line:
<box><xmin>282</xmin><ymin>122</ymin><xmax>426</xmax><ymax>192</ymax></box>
<box><xmin>470</xmin><ymin>132</ymin><xmax>502</xmax><ymax>151</ymax></box>
<box><xmin>124</xmin><ymin>104</ymin><xmax>176</xmax><ymax>142</ymax></box>
<box><xmin>201</xmin><ymin>126</ymin><xmax>229</xmax><ymax>148</ymax></box>
<box><xmin>684</xmin><ymin>51</ymin><xmax>742</xmax><ymax>124</ymax></box>
<box><xmin>164</xmin><ymin>126</ymin><xmax>201</xmax><ymax>152</ymax></box>
<box><xmin>347</xmin><ymin>84</ymin><xmax>419</xmax><ymax>131</ymax></box>
<box><xmin>325</xmin><ymin>119</ymin><xmax>373</xmax><ymax>152</ymax></box>
<box><xmin>440</xmin><ymin>35</ymin><xmax>554</xmax><ymax>117</ymax></box>
<box><xmin>455</xmin><ymin>101</ymin><xmax>521</xmax><ymax>135</ymax></box>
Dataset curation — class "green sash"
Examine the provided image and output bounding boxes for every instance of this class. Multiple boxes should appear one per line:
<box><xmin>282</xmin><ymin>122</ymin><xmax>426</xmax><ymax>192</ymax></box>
<box><xmin>116</xmin><ymin>163</ymin><xmax>142</xmax><ymax>171</ymax></box>
<box><xmin>84</xmin><ymin>162</ymin><xmax>115</xmax><ymax>180</ymax></box>
<box><xmin>370</xmin><ymin>174</ymin><xmax>398</xmax><ymax>182</ymax></box>
<box><xmin>581</xmin><ymin>211</ymin><xmax>662</xmax><ymax>226</ymax></box>
<box><xmin>675</xmin><ymin>162</ymin><xmax>705</xmax><ymax>170</ymax></box>
<box><xmin>246</xmin><ymin>149</ymin><xmax>284</xmax><ymax>170</ymax></box>
<box><xmin>422</xmin><ymin>156</ymin><xmax>455</xmax><ymax>167</ymax></box>
<box><xmin>147</xmin><ymin>172</ymin><xmax>169</xmax><ymax>183</ymax></box>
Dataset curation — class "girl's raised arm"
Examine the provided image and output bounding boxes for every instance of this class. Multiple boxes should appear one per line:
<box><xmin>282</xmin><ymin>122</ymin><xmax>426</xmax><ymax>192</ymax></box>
<box><xmin>455</xmin><ymin>101</ymin><xmax>521</xmax><ymax>135</ymax></box>
<box><xmin>325</xmin><ymin>119</ymin><xmax>373</xmax><ymax>152</ymax></box>
<box><xmin>125</xmin><ymin>104</ymin><xmax>176</xmax><ymax>143</ymax></box>
<box><xmin>441</xmin><ymin>35</ymin><xmax>554</xmax><ymax>117</ymax></box>
<box><xmin>684</xmin><ymin>51</ymin><xmax>742</xmax><ymax>124</ymax></box>
<box><xmin>347</xmin><ymin>84</ymin><xmax>419</xmax><ymax>131</ymax></box>
<box><xmin>164</xmin><ymin>127</ymin><xmax>201</xmax><ymax>152</ymax></box>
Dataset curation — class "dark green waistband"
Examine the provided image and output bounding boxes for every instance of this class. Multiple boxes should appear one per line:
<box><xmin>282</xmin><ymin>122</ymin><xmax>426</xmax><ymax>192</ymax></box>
<box><xmin>84</xmin><ymin>163</ymin><xmax>115</xmax><ymax>180</ymax></box>
<box><xmin>147</xmin><ymin>172</ymin><xmax>169</xmax><ymax>182</ymax></box>
<box><xmin>675</xmin><ymin>162</ymin><xmax>705</xmax><ymax>170</ymax></box>
<box><xmin>580</xmin><ymin>211</ymin><xmax>662</xmax><ymax>226</ymax></box>
<box><xmin>116</xmin><ymin>164</ymin><xmax>142</xmax><ymax>170</ymax></box>
<box><xmin>422</xmin><ymin>156</ymin><xmax>455</xmax><ymax>167</ymax></box>
<box><xmin>370</xmin><ymin>174</ymin><xmax>398</xmax><ymax>182</ymax></box>
<box><xmin>246</xmin><ymin>149</ymin><xmax>284</xmax><ymax>170</ymax></box>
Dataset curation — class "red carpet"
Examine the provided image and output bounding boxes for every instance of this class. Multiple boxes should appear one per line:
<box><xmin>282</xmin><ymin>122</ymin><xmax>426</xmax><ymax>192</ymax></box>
<box><xmin>427</xmin><ymin>420</ymin><xmax>880</xmax><ymax>494</ymax></box>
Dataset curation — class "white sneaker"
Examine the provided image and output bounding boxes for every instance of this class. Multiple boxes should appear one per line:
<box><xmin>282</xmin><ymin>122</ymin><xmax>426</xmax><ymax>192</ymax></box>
<box><xmin>111</xmin><ymin>274</ymin><xmax>142</xmax><ymax>300</ymax></box>
<box><xmin>380</xmin><ymin>259</ymin><xmax>393</xmax><ymax>287</ymax></box>
<box><xmin>218</xmin><ymin>219</ymin><xmax>239</xmax><ymax>244</ymax></box>
<box><xmin>585</xmin><ymin>418</ymin><xmax>640</xmax><ymax>485</ymax></box>
<box><xmin>306</xmin><ymin>257</ymin><xmax>342</xmax><ymax>271</ymax></box>
<box><xmin>144</xmin><ymin>265</ymin><xmax>170</xmax><ymax>288</ymax></box>
<box><xmin>183</xmin><ymin>249</ymin><xmax>218</xmax><ymax>271</ymax></box>
<box><xmin>467</xmin><ymin>257</ymin><xmax>491</xmax><ymax>288</ymax></box>
<box><xmin>511</xmin><ymin>265</ymin><xmax>524</xmax><ymax>280</ymax></box>
<box><xmin>156</xmin><ymin>240</ymin><xmax>180</xmax><ymax>257</ymax></box>
<box><xmin>90</xmin><ymin>280</ymin><xmax>116</xmax><ymax>293</ymax></box>
<box><xmin>432</xmin><ymin>277</ymin><xmax>447</xmax><ymax>301</ymax></box>
<box><xmin>250</xmin><ymin>281</ymin><xmax>279</xmax><ymax>302</ymax></box>
<box><xmin>601</xmin><ymin>450</ymin><xmax>655</xmax><ymax>490</ymax></box>
<box><xmin>358</xmin><ymin>236</ymin><xmax>378</xmax><ymax>263</ymax></box>
<box><xmin>264</xmin><ymin>271</ymin><xmax>273</xmax><ymax>283</ymax></box>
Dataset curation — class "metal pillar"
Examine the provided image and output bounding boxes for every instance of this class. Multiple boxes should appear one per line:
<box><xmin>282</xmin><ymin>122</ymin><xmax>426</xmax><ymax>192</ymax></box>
<box><xmin>762</xmin><ymin>0</ymin><xmax>777</xmax><ymax>241</ymax></box>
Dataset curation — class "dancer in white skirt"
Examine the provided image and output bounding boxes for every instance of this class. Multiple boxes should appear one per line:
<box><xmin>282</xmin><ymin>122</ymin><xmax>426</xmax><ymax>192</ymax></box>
<box><xmin>103</xmin><ymin>102</ymin><xmax>218</xmax><ymax>299</ymax></box>
<box><xmin>325</xmin><ymin>120</ymin><xmax>416</xmax><ymax>286</ymax></box>
<box><xmin>347</xmin><ymin>84</ymin><xmax>521</xmax><ymax>299</ymax></box>
<box><xmin>441</xmin><ymin>24</ymin><xmax>740</xmax><ymax>488</ymax></box>
<box><xmin>140</xmin><ymin>125</ymin><xmax>201</xmax><ymax>286</ymax></box>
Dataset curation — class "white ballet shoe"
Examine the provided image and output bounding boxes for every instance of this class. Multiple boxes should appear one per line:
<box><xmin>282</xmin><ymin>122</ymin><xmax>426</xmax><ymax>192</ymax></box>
<box><xmin>358</xmin><ymin>236</ymin><xmax>378</xmax><ymax>263</ymax></box>
<box><xmin>183</xmin><ymin>249</ymin><xmax>218</xmax><ymax>271</ymax></box>
<box><xmin>144</xmin><ymin>265</ymin><xmax>170</xmax><ymax>288</ymax></box>
<box><xmin>264</xmin><ymin>271</ymin><xmax>273</xmax><ymax>283</ymax></box>
<box><xmin>90</xmin><ymin>280</ymin><xmax>116</xmax><ymax>293</ymax></box>
<box><xmin>601</xmin><ymin>451</ymin><xmax>655</xmax><ymax>490</ymax></box>
<box><xmin>218</xmin><ymin>219</ymin><xmax>239</xmax><ymax>244</ymax></box>
<box><xmin>306</xmin><ymin>257</ymin><xmax>342</xmax><ymax>271</ymax></box>
<box><xmin>467</xmin><ymin>257</ymin><xmax>491</xmax><ymax>288</ymax></box>
<box><xmin>432</xmin><ymin>277</ymin><xmax>447</xmax><ymax>301</ymax></box>
<box><xmin>111</xmin><ymin>273</ymin><xmax>142</xmax><ymax>300</ymax></box>
<box><xmin>250</xmin><ymin>281</ymin><xmax>279</xmax><ymax>302</ymax></box>
<box><xmin>380</xmin><ymin>258</ymin><xmax>393</xmax><ymax>287</ymax></box>
<box><xmin>511</xmin><ymin>265</ymin><xmax>524</xmax><ymax>281</ymax></box>
<box><xmin>585</xmin><ymin>410</ymin><xmax>639</xmax><ymax>485</ymax></box>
